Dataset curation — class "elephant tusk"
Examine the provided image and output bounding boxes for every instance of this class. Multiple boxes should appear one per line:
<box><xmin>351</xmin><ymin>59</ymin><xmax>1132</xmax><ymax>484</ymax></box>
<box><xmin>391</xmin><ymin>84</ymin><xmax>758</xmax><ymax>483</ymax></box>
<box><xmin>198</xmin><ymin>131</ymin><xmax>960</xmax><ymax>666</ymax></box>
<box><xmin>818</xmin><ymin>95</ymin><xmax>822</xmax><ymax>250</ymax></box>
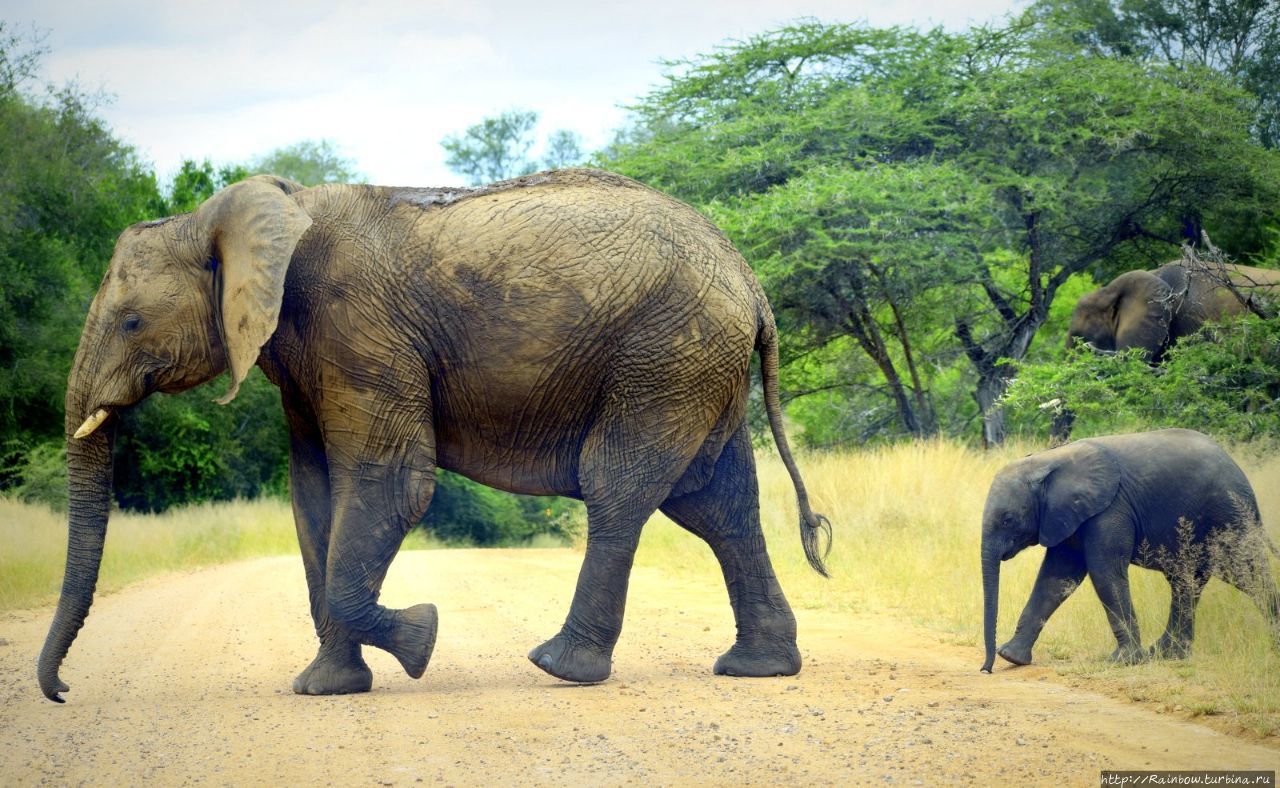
<box><xmin>73</xmin><ymin>408</ymin><xmax>110</xmax><ymax>439</ymax></box>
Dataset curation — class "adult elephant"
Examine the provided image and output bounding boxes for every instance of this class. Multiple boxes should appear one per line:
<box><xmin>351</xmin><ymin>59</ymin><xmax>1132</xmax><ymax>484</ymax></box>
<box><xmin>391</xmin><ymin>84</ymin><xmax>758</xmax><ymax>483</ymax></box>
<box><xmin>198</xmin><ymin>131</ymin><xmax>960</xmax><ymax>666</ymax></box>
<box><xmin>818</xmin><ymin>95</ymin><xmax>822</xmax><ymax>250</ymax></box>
<box><xmin>980</xmin><ymin>429</ymin><xmax>1278</xmax><ymax>672</ymax></box>
<box><xmin>39</xmin><ymin>169</ymin><xmax>831</xmax><ymax>703</ymax></box>
<box><xmin>1066</xmin><ymin>262</ymin><xmax>1280</xmax><ymax>362</ymax></box>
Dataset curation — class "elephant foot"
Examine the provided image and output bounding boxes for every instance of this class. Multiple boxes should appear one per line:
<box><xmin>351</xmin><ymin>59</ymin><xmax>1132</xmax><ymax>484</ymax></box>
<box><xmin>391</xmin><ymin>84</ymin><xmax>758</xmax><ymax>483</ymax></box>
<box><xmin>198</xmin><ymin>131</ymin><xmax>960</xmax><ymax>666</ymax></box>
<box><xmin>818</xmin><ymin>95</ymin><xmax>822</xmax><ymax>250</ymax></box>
<box><xmin>528</xmin><ymin>631</ymin><xmax>612</xmax><ymax>683</ymax></box>
<box><xmin>997</xmin><ymin>641</ymin><xmax>1033</xmax><ymax>666</ymax></box>
<box><xmin>379</xmin><ymin>603</ymin><xmax>439</xmax><ymax>679</ymax></box>
<box><xmin>1152</xmin><ymin>635</ymin><xmax>1192</xmax><ymax>660</ymax></box>
<box><xmin>292</xmin><ymin>643</ymin><xmax>373</xmax><ymax>696</ymax></box>
<box><xmin>713</xmin><ymin>640</ymin><xmax>801</xmax><ymax>677</ymax></box>
<box><xmin>1108</xmin><ymin>643</ymin><xmax>1149</xmax><ymax>665</ymax></box>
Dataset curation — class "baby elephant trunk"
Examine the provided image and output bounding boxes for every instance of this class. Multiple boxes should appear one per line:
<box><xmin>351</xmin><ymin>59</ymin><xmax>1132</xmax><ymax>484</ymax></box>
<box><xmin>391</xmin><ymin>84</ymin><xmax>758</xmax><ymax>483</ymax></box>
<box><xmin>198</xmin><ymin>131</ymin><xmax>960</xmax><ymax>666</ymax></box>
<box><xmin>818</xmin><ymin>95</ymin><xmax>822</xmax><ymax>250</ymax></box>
<box><xmin>981</xmin><ymin>545</ymin><xmax>1000</xmax><ymax>673</ymax></box>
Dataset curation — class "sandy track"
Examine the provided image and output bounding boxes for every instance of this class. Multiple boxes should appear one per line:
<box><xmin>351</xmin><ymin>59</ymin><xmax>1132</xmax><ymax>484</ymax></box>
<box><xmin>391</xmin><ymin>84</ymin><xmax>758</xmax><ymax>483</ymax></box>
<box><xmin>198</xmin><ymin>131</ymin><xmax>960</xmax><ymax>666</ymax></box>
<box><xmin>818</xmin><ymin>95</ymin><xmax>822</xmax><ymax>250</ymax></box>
<box><xmin>2</xmin><ymin>549</ymin><xmax>1276</xmax><ymax>785</ymax></box>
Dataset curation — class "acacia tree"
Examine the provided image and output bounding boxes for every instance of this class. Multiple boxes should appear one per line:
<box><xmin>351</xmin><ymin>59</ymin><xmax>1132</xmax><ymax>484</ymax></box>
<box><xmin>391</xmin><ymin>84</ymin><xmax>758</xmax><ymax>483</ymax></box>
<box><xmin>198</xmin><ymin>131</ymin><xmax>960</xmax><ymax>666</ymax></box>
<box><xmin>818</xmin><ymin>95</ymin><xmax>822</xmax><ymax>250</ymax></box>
<box><xmin>943</xmin><ymin>28</ymin><xmax>1278</xmax><ymax>443</ymax></box>
<box><xmin>1026</xmin><ymin>0</ymin><xmax>1280</xmax><ymax>147</ymax></box>
<box><xmin>441</xmin><ymin>109</ymin><xmax>586</xmax><ymax>185</ymax></box>
<box><xmin>607</xmin><ymin>19</ymin><xmax>1280</xmax><ymax>445</ymax></box>
<box><xmin>717</xmin><ymin>163</ymin><xmax>990</xmax><ymax>437</ymax></box>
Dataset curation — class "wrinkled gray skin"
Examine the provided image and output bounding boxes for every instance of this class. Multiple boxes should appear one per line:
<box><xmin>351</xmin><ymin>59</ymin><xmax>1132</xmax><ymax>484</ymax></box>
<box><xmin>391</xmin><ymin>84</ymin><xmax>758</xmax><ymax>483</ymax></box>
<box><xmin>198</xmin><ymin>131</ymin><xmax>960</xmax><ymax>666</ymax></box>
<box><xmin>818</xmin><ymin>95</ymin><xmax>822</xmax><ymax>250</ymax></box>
<box><xmin>40</xmin><ymin>169</ymin><xmax>831</xmax><ymax>702</ymax></box>
<box><xmin>981</xmin><ymin>429</ymin><xmax>1279</xmax><ymax>673</ymax></box>
<box><xmin>1066</xmin><ymin>262</ymin><xmax>1280</xmax><ymax>362</ymax></box>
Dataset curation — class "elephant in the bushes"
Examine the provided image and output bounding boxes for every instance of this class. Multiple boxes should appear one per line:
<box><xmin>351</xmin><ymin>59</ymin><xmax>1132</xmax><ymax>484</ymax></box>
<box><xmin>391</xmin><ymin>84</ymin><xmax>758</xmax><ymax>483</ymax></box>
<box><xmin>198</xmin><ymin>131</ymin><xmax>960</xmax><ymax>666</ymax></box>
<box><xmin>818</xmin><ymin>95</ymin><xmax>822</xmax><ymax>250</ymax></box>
<box><xmin>980</xmin><ymin>429</ymin><xmax>1279</xmax><ymax>673</ymax></box>
<box><xmin>1066</xmin><ymin>262</ymin><xmax>1280</xmax><ymax>362</ymax></box>
<box><xmin>39</xmin><ymin>169</ymin><xmax>832</xmax><ymax>702</ymax></box>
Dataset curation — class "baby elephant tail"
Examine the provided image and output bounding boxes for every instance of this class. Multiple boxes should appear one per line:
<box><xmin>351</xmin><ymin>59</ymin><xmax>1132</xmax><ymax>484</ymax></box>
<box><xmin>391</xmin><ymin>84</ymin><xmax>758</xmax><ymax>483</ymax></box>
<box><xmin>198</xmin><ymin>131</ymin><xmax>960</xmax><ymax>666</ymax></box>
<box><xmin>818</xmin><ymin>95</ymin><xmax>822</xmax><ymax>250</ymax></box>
<box><xmin>758</xmin><ymin>313</ymin><xmax>831</xmax><ymax>577</ymax></box>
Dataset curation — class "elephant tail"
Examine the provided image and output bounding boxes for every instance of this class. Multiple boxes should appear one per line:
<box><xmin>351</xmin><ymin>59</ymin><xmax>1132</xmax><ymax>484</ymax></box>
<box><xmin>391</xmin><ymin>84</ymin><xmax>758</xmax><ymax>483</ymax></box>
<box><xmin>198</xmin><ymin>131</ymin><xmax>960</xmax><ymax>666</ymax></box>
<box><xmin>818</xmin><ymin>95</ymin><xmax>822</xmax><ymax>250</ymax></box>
<box><xmin>758</xmin><ymin>311</ymin><xmax>832</xmax><ymax>577</ymax></box>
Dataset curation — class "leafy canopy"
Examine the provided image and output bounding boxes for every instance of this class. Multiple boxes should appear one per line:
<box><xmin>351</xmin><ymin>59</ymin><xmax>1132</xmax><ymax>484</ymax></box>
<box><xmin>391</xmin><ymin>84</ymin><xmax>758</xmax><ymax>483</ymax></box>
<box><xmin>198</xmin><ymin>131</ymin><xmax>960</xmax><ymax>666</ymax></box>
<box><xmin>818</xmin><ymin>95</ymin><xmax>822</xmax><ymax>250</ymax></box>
<box><xmin>606</xmin><ymin>18</ymin><xmax>1280</xmax><ymax>444</ymax></box>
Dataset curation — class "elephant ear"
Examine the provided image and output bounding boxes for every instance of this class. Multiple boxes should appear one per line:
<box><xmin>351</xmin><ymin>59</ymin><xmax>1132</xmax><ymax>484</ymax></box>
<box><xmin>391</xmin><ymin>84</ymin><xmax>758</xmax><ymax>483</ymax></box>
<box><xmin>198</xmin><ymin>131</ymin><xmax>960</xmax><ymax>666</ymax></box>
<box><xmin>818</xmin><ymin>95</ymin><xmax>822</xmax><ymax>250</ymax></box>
<box><xmin>1033</xmin><ymin>441</ymin><xmax>1121</xmax><ymax>547</ymax></box>
<box><xmin>192</xmin><ymin>175</ymin><xmax>313</xmax><ymax>404</ymax></box>
<box><xmin>1112</xmin><ymin>270</ymin><xmax>1175</xmax><ymax>360</ymax></box>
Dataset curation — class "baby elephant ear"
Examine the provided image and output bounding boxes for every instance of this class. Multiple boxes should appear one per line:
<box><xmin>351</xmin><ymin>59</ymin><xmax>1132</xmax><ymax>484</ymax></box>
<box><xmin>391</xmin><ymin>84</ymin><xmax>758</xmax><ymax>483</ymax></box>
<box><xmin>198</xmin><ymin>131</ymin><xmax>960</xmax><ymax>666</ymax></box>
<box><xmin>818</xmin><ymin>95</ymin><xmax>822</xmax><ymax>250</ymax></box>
<box><xmin>1036</xmin><ymin>441</ymin><xmax>1121</xmax><ymax>547</ymax></box>
<box><xmin>193</xmin><ymin>175</ymin><xmax>313</xmax><ymax>404</ymax></box>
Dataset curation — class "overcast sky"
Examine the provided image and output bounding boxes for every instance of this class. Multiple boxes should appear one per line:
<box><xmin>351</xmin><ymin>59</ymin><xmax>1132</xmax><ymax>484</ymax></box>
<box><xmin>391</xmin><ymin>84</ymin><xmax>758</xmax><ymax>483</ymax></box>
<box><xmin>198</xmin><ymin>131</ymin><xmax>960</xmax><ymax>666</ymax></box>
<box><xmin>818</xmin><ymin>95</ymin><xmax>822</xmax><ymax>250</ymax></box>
<box><xmin>8</xmin><ymin>0</ymin><xmax>1026</xmax><ymax>187</ymax></box>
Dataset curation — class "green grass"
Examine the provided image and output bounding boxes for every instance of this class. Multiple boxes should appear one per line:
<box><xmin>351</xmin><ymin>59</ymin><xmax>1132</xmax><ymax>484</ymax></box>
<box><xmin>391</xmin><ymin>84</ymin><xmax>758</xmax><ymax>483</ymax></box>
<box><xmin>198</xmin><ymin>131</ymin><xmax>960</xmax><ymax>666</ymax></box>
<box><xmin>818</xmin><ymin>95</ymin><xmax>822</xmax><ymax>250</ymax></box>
<box><xmin>634</xmin><ymin>440</ymin><xmax>1280</xmax><ymax>737</ymax></box>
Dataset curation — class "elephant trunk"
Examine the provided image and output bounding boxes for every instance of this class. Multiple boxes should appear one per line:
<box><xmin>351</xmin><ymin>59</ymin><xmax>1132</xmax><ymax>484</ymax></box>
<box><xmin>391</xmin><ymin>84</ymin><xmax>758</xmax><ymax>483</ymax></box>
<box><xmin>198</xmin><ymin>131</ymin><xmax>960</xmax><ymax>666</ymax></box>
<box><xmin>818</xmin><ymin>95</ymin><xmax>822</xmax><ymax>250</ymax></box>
<box><xmin>37</xmin><ymin>356</ymin><xmax>116</xmax><ymax>703</ymax></box>
<box><xmin>981</xmin><ymin>543</ymin><xmax>1000</xmax><ymax>673</ymax></box>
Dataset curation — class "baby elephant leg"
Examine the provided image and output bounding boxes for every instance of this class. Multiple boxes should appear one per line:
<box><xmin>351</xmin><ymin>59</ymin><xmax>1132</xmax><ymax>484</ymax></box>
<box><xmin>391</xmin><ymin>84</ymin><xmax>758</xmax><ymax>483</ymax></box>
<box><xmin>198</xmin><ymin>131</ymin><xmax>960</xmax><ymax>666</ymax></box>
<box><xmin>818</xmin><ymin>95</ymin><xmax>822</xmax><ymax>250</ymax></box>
<box><xmin>999</xmin><ymin>546</ymin><xmax>1086</xmax><ymax>666</ymax></box>
<box><xmin>1153</xmin><ymin>570</ymin><xmax>1208</xmax><ymax>659</ymax></box>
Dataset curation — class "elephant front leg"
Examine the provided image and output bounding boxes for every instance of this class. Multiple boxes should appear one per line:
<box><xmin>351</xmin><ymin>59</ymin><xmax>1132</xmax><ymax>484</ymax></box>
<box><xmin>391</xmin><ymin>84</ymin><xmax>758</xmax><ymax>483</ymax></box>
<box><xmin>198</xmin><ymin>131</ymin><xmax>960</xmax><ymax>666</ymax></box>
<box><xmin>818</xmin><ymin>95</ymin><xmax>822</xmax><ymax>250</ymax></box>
<box><xmin>314</xmin><ymin>395</ymin><xmax>441</xmax><ymax>684</ymax></box>
<box><xmin>1082</xmin><ymin>516</ymin><xmax>1147</xmax><ymax>664</ymax></box>
<box><xmin>324</xmin><ymin>467</ymin><xmax>439</xmax><ymax>681</ymax></box>
<box><xmin>285</xmin><ymin>426</ymin><xmax>372</xmax><ymax>696</ymax></box>
<box><xmin>999</xmin><ymin>546</ymin><xmax>1086</xmax><ymax>666</ymax></box>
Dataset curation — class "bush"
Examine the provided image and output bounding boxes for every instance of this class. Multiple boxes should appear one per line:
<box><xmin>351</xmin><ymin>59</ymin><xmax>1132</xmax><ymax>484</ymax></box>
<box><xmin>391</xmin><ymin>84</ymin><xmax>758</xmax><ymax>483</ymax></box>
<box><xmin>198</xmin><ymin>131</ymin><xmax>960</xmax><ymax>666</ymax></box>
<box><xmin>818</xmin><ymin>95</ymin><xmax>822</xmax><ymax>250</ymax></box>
<box><xmin>420</xmin><ymin>471</ymin><xmax>582</xmax><ymax>546</ymax></box>
<box><xmin>1</xmin><ymin>440</ymin><xmax>68</xmax><ymax>510</ymax></box>
<box><xmin>1002</xmin><ymin>316</ymin><xmax>1280</xmax><ymax>442</ymax></box>
<box><xmin>113</xmin><ymin>370</ymin><xmax>289</xmax><ymax>512</ymax></box>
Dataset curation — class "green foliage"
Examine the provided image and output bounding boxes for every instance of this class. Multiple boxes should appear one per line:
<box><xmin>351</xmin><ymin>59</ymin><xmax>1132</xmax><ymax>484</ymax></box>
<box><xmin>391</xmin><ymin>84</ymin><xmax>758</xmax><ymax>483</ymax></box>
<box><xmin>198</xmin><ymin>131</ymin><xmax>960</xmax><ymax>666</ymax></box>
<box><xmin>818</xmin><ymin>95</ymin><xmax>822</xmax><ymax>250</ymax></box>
<box><xmin>607</xmin><ymin>18</ymin><xmax>1280</xmax><ymax>445</ymax></box>
<box><xmin>1002</xmin><ymin>316</ymin><xmax>1280</xmax><ymax>442</ymax></box>
<box><xmin>1026</xmin><ymin>0</ymin><xmax>1280</xmax><ymax>148</ymax></box>
<box><xmin>420</xmin><ymin>471</ymin><xmax>582</xmax><ymax>546</ymax></box>
<box><xmin>0</xmin><ymin>26</ymin><xmax>161</xmax><ymax>462</ymax></box>
<box><xmin>112</xmin><ymin>370</ymin><xmax>289</xmax><ymax>512</ymax></box>
<box><xmin>250</xmin><ymin>139</ymin><xmax>362</xmax><ymax>186</ymax></box>
<box><xmin>541</xmin><ymin>129</ymin><xmax>585</xmax><ymax>170</ymax></box>
<box><xmin>1</xmin><ymin>440</ymin><xmax>68</xmax><ymax>510</ymax></box>
<box><xmin>442</xmin><ymin>108</ymin><xmax>540</xmax><ymax>185</ymax></box>
<box><xmin>160</xmin><ymin>159</ymin><xmax>250</xmax><ymax>214</ymax></box>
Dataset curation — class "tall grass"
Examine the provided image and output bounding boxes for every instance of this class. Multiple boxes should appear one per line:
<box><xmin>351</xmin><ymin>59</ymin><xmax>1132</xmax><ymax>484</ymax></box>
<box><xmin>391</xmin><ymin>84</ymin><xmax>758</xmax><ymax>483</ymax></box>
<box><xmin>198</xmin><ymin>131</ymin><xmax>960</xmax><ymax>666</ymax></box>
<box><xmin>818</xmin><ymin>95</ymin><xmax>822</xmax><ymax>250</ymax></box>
<box><xmin>634</xmin><ymin>440</ymin><xmax>1280</xmax><ymax>736</ymax></box>
<box><xmin>0</xmin><ymin>498</ymin><xmax>298</xmax><ymax>610</ymax></box>
<box><xmin>0</xmin><ymin>497</ymin><xmax>461</xmax><ymax>612</ymax></box>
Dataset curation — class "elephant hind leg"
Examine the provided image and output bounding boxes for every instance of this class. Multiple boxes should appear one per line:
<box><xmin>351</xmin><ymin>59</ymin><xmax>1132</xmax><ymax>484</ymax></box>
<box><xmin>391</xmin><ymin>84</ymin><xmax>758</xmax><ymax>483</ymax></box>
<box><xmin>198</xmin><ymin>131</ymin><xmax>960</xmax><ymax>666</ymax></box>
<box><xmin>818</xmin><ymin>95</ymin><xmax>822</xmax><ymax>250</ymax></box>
<box><xmin>1217</xmin><ymin>529</ymin><xmax>1280</xmax><ymax>647</ymax></box>
<box><xmin>526</xmin><ymin>496</ymin><xmax>648</xmax><ymax>684</ymax></box>
<box><xmin>660</xmin><ymin>425</ymin><xmax>800</xmax><ymax>678</ymax></box>
<box><xmin>1154</xmin><ymin>569</ymin><xmax>1208</xmax><ymax>660</ymax></box>
<box><xmin>999</xmin><ymin>545</ymin><xmax>1086</xmax><ymax>666</ymax></box>
<box><xmin>529</xmin><ymin>401</ymin><xmax>708</xmax><ymax>683</ymax></box>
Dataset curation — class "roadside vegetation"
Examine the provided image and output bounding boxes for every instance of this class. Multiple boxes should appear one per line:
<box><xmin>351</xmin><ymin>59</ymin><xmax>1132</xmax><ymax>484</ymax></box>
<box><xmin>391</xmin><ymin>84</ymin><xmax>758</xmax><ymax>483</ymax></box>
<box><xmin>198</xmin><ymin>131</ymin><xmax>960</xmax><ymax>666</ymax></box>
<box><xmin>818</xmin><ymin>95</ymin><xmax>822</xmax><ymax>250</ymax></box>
<box><xmin>0</xmin><ymin>497</ymin><xmax>445</xmax><ymax>611</ymax></box>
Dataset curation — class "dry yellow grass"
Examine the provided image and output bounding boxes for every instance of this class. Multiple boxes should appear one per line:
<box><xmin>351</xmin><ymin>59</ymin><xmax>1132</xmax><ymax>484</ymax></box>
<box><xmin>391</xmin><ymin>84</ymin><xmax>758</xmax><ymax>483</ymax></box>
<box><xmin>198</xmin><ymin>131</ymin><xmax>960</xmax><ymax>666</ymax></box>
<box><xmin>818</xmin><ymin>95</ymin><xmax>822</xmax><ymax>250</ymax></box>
<box><xmin>634</xmin><ymin>440</ymin><xmax>1280</xmax><ymax>735</ymax></box>
<box><xmin>0</xmin><ymin>496</ymin><xmax>453</xmax><ymax>612</ymax></box>
<box><xmin>0</xmin><ymin>497</ymin><xmax>299</xmax><ymax>610</ymax></box>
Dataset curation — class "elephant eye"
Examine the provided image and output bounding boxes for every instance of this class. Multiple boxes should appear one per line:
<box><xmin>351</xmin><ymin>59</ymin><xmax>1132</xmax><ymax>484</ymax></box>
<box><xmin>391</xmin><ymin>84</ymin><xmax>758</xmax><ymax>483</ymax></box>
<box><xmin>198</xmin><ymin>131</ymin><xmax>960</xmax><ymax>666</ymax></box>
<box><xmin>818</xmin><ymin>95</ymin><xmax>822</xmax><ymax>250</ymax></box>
<box><xmin>121</xmin><ymin>314</ymin><xmax>143</xmax><ymax>334</ymax></box>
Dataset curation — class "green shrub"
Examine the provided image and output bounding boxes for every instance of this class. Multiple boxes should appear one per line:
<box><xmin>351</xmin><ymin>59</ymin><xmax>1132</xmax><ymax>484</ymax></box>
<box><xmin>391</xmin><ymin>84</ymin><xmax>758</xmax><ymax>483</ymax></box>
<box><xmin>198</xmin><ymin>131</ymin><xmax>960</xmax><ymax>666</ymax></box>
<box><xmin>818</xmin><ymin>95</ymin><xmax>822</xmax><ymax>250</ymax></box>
<box><xmin>1</xmin><ymin>440</ymin><xmax>68</xmax><ymax>510</ymax></box>
<box><xmin>420</xmin><ymin>471</ymin><xmax>583</xmax><ymax>546</ymax></box>
<box><xmin>1003</xmin><ymin>316</ymin><xmax>1280</xmax><ymax>442</ymax></box>
<box><xmin>113</xmin><ymin>370</ymin><xmax>289</xmax><ymax>512</ymax></box>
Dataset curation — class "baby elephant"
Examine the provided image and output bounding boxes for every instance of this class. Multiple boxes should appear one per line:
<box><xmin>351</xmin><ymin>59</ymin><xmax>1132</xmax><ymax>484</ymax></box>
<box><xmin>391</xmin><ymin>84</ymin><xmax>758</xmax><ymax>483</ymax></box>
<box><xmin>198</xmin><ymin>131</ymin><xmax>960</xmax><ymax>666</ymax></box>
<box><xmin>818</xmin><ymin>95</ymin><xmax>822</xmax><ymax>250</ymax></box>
<box><xmin>980</xmin><ymin>428</ymin><xmax>1279</xmax><ymax>672</ymax></box>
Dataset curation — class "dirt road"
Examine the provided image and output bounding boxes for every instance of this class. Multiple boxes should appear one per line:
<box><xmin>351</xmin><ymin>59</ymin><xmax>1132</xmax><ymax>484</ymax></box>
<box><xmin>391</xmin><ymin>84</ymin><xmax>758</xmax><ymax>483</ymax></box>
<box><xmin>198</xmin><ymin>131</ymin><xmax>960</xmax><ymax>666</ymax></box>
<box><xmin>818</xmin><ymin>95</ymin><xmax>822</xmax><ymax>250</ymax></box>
<box><xmin>2</xmin><ymin>549</ymin><xmax>1276</xmax><ymax>785</ymax></box>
